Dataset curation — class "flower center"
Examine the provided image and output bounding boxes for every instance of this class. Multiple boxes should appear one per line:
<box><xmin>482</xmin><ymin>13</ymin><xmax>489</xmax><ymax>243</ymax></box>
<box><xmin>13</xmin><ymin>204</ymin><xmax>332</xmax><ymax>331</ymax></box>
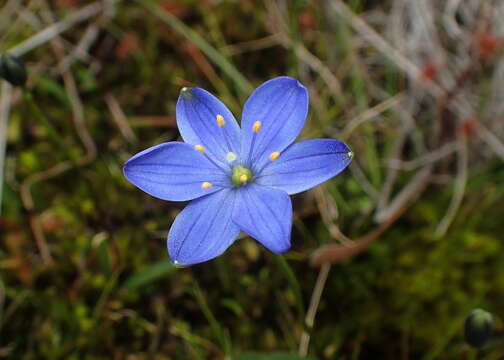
<box><xmin>231</xmin><ymin>165</ymin><xmax>253</xmax><ymax>187</ymax></box>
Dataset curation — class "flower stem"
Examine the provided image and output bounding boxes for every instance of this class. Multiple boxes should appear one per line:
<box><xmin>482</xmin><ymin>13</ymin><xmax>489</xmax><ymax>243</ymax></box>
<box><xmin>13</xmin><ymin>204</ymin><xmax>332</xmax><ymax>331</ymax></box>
<box><xmin>299</xmin><ymin>263</ymin><xmax>331</xmax><ymax>357</ymax></box>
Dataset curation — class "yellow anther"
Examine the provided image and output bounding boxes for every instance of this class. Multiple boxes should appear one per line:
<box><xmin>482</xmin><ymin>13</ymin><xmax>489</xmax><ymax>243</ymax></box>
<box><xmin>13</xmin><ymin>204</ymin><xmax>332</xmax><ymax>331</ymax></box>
<box><xmin>252</xmin><ymin>121</ymin><xmax>261</xmax><ymax>133</ymax></box>
<box><xmin>269</xmin><ymin>152</ymin><xmax>280</xmax><ymax>161</ymax></box>
<box><xmin>216</xmin><ymin>114</ymin><xmax>225</xmax><ymax>127</ymax></box>
<box><xmin>239</xmin><ymin>174</ymin><xmax>248</xmax><ymax>183</ymax></box>
<box><xmin>201</xmin><ymin>182</ymin><xmax>213</xmax><ymax>189</ymax></box>
<box><xmin>194</xmin><ymin>144</ymin><xmax>205</xmax><ymax>153</ymax></box>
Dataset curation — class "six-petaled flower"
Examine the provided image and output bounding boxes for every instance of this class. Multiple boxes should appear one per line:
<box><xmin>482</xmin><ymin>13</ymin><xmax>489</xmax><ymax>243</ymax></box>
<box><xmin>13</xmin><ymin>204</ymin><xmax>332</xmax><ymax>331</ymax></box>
<box><xmin>124</xmin><ymin>77</ymin><xmax>353</xmax><ymax>266</ymax></box>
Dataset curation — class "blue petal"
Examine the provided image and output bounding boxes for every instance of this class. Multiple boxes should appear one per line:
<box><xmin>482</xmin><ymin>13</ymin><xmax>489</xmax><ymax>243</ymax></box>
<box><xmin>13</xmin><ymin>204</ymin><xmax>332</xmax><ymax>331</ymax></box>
<box><xmin>255</xmin><ymin>139</ymin><xmax>352</xmax><ymax>195</ymax></box>
<box><xmin>168</xmin><ymin>189</ymin><xmax>240</xmax><ymax>265</ymax></box>
<box><xmin>240</xmin><ymin>77</ymin><xmax>308</xmax><ymax>172</ymax></box>
<box><xmin>233</xmin><ymin>184</ymin><xmax>292</xmax><ymax>253</ymax></box>
<box><xmin>177</xmin><ymin>87</ymin><xmax>241</xmax><ymax>168</ymax></box>
<box><xmin>124</xmin><ymin>142</ymin><xmax>231</xmax><ymax>201</ymax></box>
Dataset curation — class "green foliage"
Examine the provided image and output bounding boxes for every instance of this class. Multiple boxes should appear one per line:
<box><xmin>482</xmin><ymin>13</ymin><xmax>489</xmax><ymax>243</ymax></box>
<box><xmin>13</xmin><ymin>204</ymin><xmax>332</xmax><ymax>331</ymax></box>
<box><xmin>121</xmin><ymin>261</ymin><xmax>176</xmax><ymax>290</ymax></box>
<box><xmin>1</xmin><ymin>1</ymin><xmax>503</xmax><ymax>359</ymax></box>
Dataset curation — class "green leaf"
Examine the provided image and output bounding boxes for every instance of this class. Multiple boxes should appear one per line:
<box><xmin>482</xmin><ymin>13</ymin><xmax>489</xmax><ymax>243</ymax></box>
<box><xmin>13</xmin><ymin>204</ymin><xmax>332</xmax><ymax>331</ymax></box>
<box><xmin>122</xmin><ymin>260</ymin><xmax>176</xmax><ymax>290</ymax></box>
<box><xmin>34</xmin><ymin>74</ymin><xmax>70</xmax><ymax>106</ymax></box>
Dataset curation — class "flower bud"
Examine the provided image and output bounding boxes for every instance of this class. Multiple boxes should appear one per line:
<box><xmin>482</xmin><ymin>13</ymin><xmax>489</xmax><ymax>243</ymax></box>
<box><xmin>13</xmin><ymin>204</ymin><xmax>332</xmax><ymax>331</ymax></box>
<box><xmin>464</xmin><ymin>308</ymin><xmax>494</xmax><ymax>348</ymax></box>
<box><xmin>0</xmin><ymin>53</ymin><xmax>27</xmax><ymax>86</ymax></box>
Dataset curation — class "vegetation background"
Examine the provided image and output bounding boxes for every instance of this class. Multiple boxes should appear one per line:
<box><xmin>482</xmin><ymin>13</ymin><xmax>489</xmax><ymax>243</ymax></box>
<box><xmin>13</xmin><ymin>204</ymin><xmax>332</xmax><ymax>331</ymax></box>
<box><xmin>1</xmin><ymin>0</ymin><xmax>503</xmax><ymax>358</ymax></box>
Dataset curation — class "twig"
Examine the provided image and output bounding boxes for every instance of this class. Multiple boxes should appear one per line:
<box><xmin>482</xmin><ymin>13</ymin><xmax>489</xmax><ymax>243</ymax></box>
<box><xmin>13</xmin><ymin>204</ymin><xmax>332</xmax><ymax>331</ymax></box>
<box><xmin>339</xmin><ymin>93</ymin><xmax>404</xmax><ymax>140</ymax></box>
<box><xmin>220</xmin><ymin>34</ymin><xmax>283</xmax><ymax>56</ymax></box>
<box><xmin>477</xmin><ymin>123</ymin><xmax>504</xmax><ymax>160</ymax></box>
<box><xmin>0</xmin><ymin>0</ymin><xmax>22</xmax><ymax>39</ymax></box>
<box><xmin>264</xmin><ymin>0</ymin><xmax>345</xmax><ymax>102</ymax></box>
<box><xmin>314</xmin><ymin>186</ymin><xmax>352</xmax><ymax>244</ymax></box>
<box><xmin>105</xmin><ymin>93</ymin><xmax>138</xmax><ymax>144</ymax></box>
<box><xmin>435</xmin><ymin>136</ymin><xmax>468</xmax><ymax>237</ymax></box>
<box><xmin>59</xmin><ymin>0</ymin><xmax>117</xmax><ymax>71</ymax></box>
<box><xmin>310</xmin><ymin>164</ymin><xmax>432</xmax><ymax>266</ymax></box>
<box><xmin>328</xmin><ymin>0</ymin><xmax>445</xmax><ymax>98</ymax></box>
<box><xmin>443</xmin><ymin>0</ymin><xmax>464</xmax><ymax>38</ymax></box>
<box><xmin>8</xmin><ymin>2</ymin><xmax>102</xmax><ymax>57</ymax></box>
<box><xmin>311</xmin><ymin>207</ymin><xmax>398</xmax><ymax>267</ymax></box>
<box><xmin>41</xmin><ymin>5</ymin><xmax>97</xmax><ymax>165</ymax></box>
<box><xmin>20</xmin><ymin>165</ymin><xmax>74</xmax><ymax>264</ymax></box>
<box><xmin>374</xmin><ymin>165</ymin><xmax>432</xmax><ymax>223</ymax></box>
<box><xmin>298</xmin><ymin>263</ymin><xmax>331</xmax><ymax>357</ymax></box>
<box><xmin>18</xmin><ymin>8</ymin><xmax>44</xmax><ymax>30</ymax></box>
<box><xmin>387</xmin><ymin>141</ymin><xmax>459</xmax><ymax>171</ymax></box>
<box><xmin>376</xmin><ymin>128</ymin><xmax>409</xmax><ymax>215</ymax></box>
<box><xmin>289</xmin><ymin>41</ymin><xmax>345</xmax><ymax>101</ymax></box>
<box><xmin>349</xmin><ymin>160</ymin><xmax>379</xmax><ymax>200</ymax></box>
<box><xmin>18</xmin><ymin>2</ymin><xmax>100</xmax><ymax>264</ymax></box>
<box><xmin>58</xmin><ymin>22</ymin><xmax>97</xmax><ymax>71</ymax></box>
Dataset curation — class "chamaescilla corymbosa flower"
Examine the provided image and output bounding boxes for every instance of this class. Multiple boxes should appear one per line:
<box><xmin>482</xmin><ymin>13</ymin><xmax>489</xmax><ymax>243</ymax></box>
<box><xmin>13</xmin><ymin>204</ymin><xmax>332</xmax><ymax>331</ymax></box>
<box><xmin>124</xmin><ymin>77</ymin><xmax>353</xmax><ymax>266</ymax></box>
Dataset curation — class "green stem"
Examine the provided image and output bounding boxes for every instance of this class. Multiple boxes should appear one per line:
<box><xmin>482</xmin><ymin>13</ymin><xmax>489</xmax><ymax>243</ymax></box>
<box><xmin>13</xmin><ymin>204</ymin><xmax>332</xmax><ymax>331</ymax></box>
<box><xmin>274</xmin><ymin>254</ymin><xmax>306</xmax><ymax>328</ymax></box>
<box><xmin>192</xmin><ymin>281</ymin><xmax>232</xmax><ymax>356</ymax></box>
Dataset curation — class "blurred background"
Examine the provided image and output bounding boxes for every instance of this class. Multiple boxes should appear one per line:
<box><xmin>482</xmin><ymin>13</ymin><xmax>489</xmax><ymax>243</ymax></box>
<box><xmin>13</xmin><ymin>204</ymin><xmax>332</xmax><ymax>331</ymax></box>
<box><xmin>1</xmin><ymin>0</ymin><xmax>504</xmax><ymax>358</ymax></box>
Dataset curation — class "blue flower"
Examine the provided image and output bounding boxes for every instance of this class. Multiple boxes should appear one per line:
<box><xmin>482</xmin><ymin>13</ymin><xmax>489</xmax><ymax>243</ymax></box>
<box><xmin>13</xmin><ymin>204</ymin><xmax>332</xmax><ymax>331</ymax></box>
<box><xmin>124</xmin><ymin>77</ymin><xmax>353</xmax><ymax>266</ymax></box>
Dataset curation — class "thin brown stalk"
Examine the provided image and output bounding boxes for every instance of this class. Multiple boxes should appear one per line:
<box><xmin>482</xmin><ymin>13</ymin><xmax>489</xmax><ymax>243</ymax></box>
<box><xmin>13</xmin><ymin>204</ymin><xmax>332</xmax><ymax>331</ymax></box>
<box><xmin>264</xmin><ymin>0</ymin><xmax>345</xmax><ymax>102</ymax></box>
<box><xmin>328</xmin><ymin>0</ymin><xmax>446</xmax><ymax>98</ymax></box>
<box><xmin>220</xmin><ymin>34</ymin><xmax>283</xmax><ymax>56</ymax></box>
<box><xmin>9</xmin><ymin>2</ymin><xmax>103</xmax><ymax>57</ymax></box>
<box><xmin>105</xmin><ymin>93</ymin><xmax>138</xmax><ymax>144</ymax></box>
<box><xmin>298</xmin><ymin>263</ymin><xmax>331</xmax><ymax>357</ymax></box>
<box><xmin>435</xmin><ymin>136</ymin><xmax>468</xmax><ymax>237</ymax></box>
<box><xmin>312</xmin><ymin>165</ymin><xmax>432</xmax><ymax>266</ymax></box>
<box><xmin>314</xmin><ymin>187</ymin><xmax>352</xmax><ymax>245</ymax></box>
<box><xmin>339</xmin><ymin>93</ymin><xmax>404</xmax><ymax>140</ymax></box>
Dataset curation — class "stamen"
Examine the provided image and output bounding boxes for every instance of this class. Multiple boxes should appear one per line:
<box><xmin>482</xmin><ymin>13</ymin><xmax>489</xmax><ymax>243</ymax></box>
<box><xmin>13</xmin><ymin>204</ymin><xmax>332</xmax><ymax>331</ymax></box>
<box><xmin>194</xmin><ymin>144</ymin><xmax>205</xmax><ymax>153</ymax></box>
<box><xmin>226</xmin><ymin>152</ymin><xmax>237</xmax><ymax>163</ymax></box>
<box><xmin>232</xmin><ymin>165</ymin><xmax>253</xmax><ymax>187</ymax></box>
<box><xmin>246</xmin><ymin>122</ymin><xmax>261</xmax><ymax>167</ymax></box>
<box><xmin>269</xmin><ymin>152</ymin><xmax>280</xmax><ymax>161</ymax></box>
<box><xmin>216</xmin><ymin>114</ymin><xmax>225</xmax><ymax>127</ymax></box>
<box><xmin>216</xmin><ymin>114</ymin><xmax>233</xmax><ymax>152</ymax></box>
<box><xmin>201</xmin><ymin>182</ymin><xmax>213</xmax><ymax>189</ymax></box>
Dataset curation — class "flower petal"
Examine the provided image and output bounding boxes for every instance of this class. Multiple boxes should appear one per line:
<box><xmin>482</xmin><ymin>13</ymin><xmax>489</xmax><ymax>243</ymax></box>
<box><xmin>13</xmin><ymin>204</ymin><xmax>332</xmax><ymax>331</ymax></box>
<box><xmin>240</xmin><ymin>77</ymin><xmax>308</xmax><ymax>172</ymax></box>
<box><xmin>176</xmin><ymin>87</ymin><xmax>241</xmax><ymax>167</ymax></box>
<box><xmin>168</xmin><ymin>189</ymin><xmax>240</xmax><ymax>266</ymax></box>
<box><xmin>256</xmin><ymin>139</ymin><xmax>352</xmax><ymax>195</ymax></box>
<box><xmin>233</xmin><ymin>184</ymin><xmax>292</xmax><ymax>253</ymax></box>
<box><xmin>124</xmin><ymin>142</ymin><xmax>231</xmax><ymax>201</ymax></box>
